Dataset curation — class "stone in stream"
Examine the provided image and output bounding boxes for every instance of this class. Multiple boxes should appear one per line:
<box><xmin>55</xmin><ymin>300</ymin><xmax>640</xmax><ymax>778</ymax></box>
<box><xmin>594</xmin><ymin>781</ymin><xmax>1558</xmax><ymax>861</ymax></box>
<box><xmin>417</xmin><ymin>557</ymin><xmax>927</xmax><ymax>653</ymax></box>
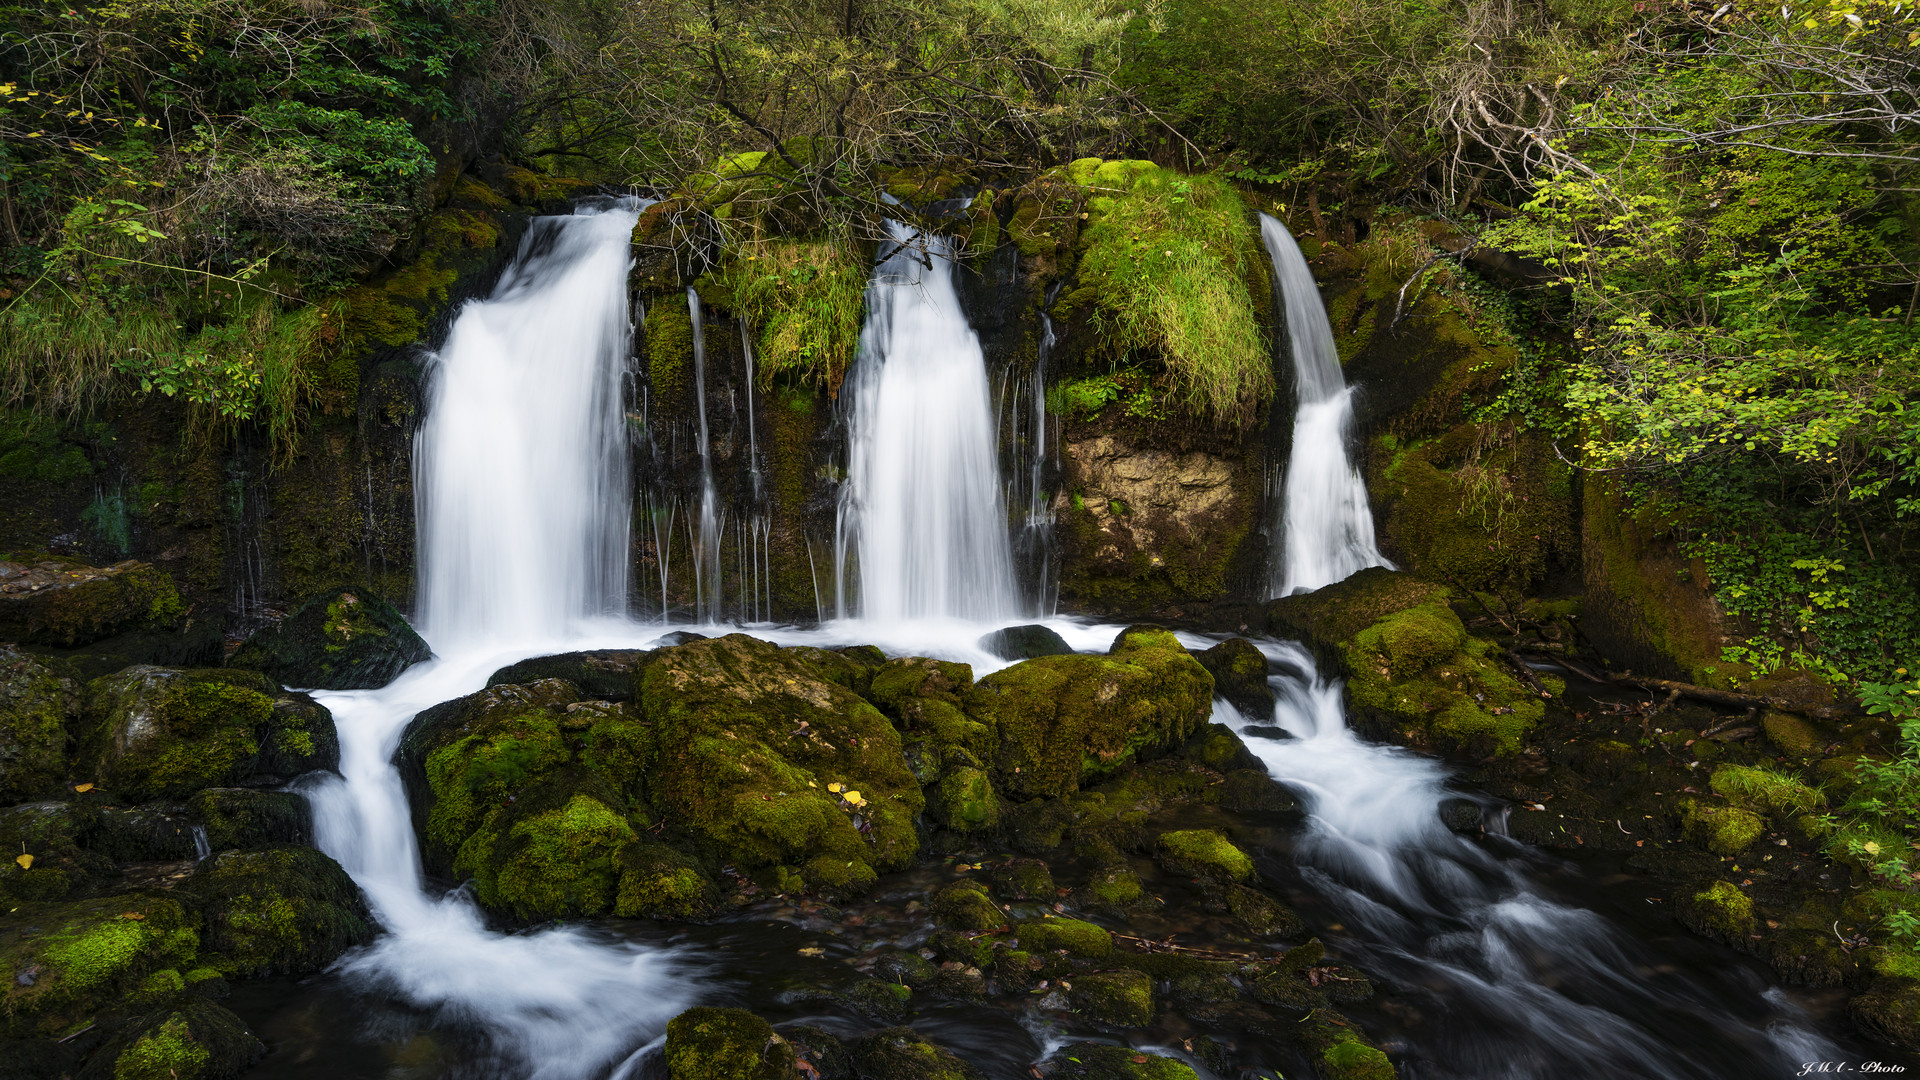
<box><xmin>662</xmin><ymin>1006</ymin><xmax>794</xmax><ymax>1080</ymax></box>
<box><xmin>181</xmin><ymin>846</ymin><xmax>372</xmax><ymax>977</ymax></box>
<box><xmin>977</xmin><ymin>623</ymin><xmax>1073</xmax><ymax>660</ymax></box>
<box><xmin>228</xmin><ymin>585</ymin><xmax>429</xmax><ymax>691</ymax></box>
<box><xmin>484</xmin><ymin>648</ymin><xmax>654</xmax><ymax>700</ymax></box>
<box><xmin>1193</xmin><ymin>636</ymin><xmax>1274</xmax><ymax>717</ymax></box>
<box><xmin>1048</xmin><ymin>1042</ymin><xmax>1202</xmax><ymax>1079</ymax></box>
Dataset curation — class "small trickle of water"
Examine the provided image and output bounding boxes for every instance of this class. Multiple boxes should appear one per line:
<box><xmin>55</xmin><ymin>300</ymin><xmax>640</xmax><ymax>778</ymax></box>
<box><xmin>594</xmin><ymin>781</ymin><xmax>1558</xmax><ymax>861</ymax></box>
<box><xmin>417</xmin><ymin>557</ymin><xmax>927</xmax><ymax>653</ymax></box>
<box><xmin>191</xmin><ymin>824</ymin><xmax>211</xmax><ymax>861</ymax></box>
<box><xmin>1260</xmin><ymin>213</ymin><xmax>1391</xmax><ymax>597</ymax></box>
<box><xmin>836</xmin><ymin>222</ymin><xmax>1018</xmax><ymax>623</ymax></box>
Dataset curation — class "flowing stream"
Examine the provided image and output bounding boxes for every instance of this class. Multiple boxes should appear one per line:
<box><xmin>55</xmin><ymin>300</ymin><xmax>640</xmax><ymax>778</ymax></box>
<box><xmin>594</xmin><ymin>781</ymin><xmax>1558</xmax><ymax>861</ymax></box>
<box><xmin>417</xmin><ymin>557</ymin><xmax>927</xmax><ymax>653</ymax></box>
<box><xmin>303</xmin><ymin>200</ymin><xmax>695</xmax><ymax>1080</ymax></box>
<box><xmin>1261</xmin><ymin>213</ymin><xmax>1391</xmax><ymax>597</ymax></box>
<box><xmin>835</xmin><ymin>221</ymin><xmax>1018</xmax><ymax>624</ymax></box>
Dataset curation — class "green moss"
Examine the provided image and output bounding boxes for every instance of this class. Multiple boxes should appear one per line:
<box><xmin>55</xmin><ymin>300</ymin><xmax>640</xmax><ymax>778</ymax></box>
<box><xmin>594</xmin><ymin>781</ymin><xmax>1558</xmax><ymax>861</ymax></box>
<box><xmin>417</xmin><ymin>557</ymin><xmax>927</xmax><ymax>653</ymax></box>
<box><xmin>717</xmin><ymin>238</ymin><xmax>866</xmax><ymax>392</ymax></box>
<box><xmin>1321</xmin><ymin>1035</ymin><xmax>1396</xmax><ymax>1080</ymax></box>
<box><xmin>930</xmin><ymin>767</ymin><xmax>1001</xmax><ymax>833</ymax></box>
<box><xmin>1157</xmin><ymin>829</ymin><xmax>1253</xmax><ymax>882</ymax></box>
<box><xmin>1369</xmin><ymin>603</ymin><xmax>1468</xmax><ymax>676</ymax></box>
<box><xmin>42</xmin><ymin>918</ymin><xmax>158</xmax><ymax>992</ymax></box>
<box><xmin>1580</xmin><ymin>475</ymin><xmax>1729</xmax><ymax>684</ymax></box>
<box><xmin>1016</xmin><ymin>917</ymin><xmax>1113</xmax><ymax>958</ymax></box>
<box><xmin>1373</xmin><ymin>427</ymin><xmax>1573</xmax><ymax>596</ymax></box>
<box><xmin>663</xmin><ymin>1007</ymin><xmax>792</xmax><ymax>1080</ymax></box>
<box><xmin>1086</xmin><ymin>867</ymin><xmax>1145</xmax><ymax>907</ymax></box>
<box><xmin>1676</xmin><ymin>880</ymin><xmax>1757</xmax><ymax>944</ymax></box>
<box><xmin>114</xmin><ymin>1013</ymin><xmax>212</xmax><ymax>1080</ymax></box>
<box><xmin>1682</xmin><ymin>803</ymin><xmax>1766</xmax><ymax>855</ymax></box>
<box><xmin>1070</xmin><ymin>969</ymin><xmax>1154</xmax><ymax>1027</ymax></box>
<box><xmin>183</xmin><ymin>847</ymin><xmax>369</xmax><ymax>977</ymax></box>
<box><xmin>76</xmin><ymin>667</ymin><xmax>314</xmax><ymax>801</ymax></box>
<box><xmin>848</xmin><ymin>1026</ymin><xmax>987</xmax><ymax>1080</ymax></box>
<box><xmin>646</xmin><ymin>301</ymin><xmax>694</xmax><ymax>403</ymax></box>
<box><xmin>1709</xmin><ymin>764</ymin><xmax>1825</xmax><ymax>816</ymax></box>
<box><xmin>0</xmin><ymin>645</ymin><xmax>77</xmax><ymax>802</ymax></box>
<box><xmin>932</xmin><ymin>882</ymin><xmax>1004</xmax><ymax>931</ymax></box>
<box><xmin>975</xmin><ymin>627</ymin><xmax>1213</xmax><ymax>799</ymax></box>
<box><xmin>616</xmin><ymin>842</ymin><xmax>718</xmax><ymax>918</ymax></box>
<box><xmin>1227</xmin><ymin>883</ymin><xmax>1304</xmax><ymax>938</ymax></box>
<box><xmin>474</xmin><ymin>793</ymin><xmax>640</xmax><ymax>920</ymax></box>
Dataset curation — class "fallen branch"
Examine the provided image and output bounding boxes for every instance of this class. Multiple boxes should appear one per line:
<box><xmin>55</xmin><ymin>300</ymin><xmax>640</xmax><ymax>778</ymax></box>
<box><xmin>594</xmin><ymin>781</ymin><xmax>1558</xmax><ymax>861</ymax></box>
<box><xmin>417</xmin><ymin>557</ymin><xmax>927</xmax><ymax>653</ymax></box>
<box><xmin>1524</xmin><ymin>656</ymin><xmax>1858</xmax><ymax>721</ymax></box>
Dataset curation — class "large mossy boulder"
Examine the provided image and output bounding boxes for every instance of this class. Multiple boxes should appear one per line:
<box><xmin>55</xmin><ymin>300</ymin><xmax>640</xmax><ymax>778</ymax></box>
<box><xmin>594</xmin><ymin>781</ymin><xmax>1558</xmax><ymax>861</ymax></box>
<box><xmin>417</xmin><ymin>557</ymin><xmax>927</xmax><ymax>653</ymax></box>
<box><xmin>89</xmin><ymin>997</ymin><xmax>265</xmax><ymax>1080</ymax></box>
<box><xmin>846</xmin><ymin>1027</ymin><xmax>988</xmax><ymax>1080</ymax></box>
<box><xmin>227</xmin><ymin>586</ymin><xmax>429</xmax><ymax>691</ymax></box>
<box><xmin>1194</xmin><ymin>637</ymin><xmax>1273</xmax><ymax>717</ymax></box>
<box><xmin>1269</xmin><ymin>569</ymin><xmax>1549</xmax><ymax>756</ymax></box>
<box><xmin>180</xmin><ymin>847</ymin><xmax>371</xmax><ymax>977</ymax></box>
<box><xmin>663</xmin><ymin>1007</ymin><xmax>794</xmax><ymax>1080</ymax></box>
<box><xmin>0</xmin><ymin>646</ymin><xmax>79</xmax><ymax>803</ymax></box>
<box><xmin>73</xmin><ymin>668</ymin><xmax>338</xmax><ymax>801</ymax></box>
<box><xmin>0</xmin><ymin>560</ymin><xmax>185</xmax><ymax>649</ymax></box>
<box><xmin>485</xmin><ymin>649</ymin><xmax>652</xmax><ymax>700</ymax></box>
<box><xmin>639</xmin><ymin>634</ymin><xmax>923</xmax><ymax>896</ymax></box>
<box><xmin>0</xmin><ymin>893</ymin><xmax>201</xmax><ymax>1040</ymax></box>
<box><xmin>396</xmin><ymin>679</ymin><xmax>711</xmax><ymax>920</ymax></box>
<box><xmin>973</xmin><ymin>626</ymin><xmax>1213</xmax><ymax>799</ymax></box>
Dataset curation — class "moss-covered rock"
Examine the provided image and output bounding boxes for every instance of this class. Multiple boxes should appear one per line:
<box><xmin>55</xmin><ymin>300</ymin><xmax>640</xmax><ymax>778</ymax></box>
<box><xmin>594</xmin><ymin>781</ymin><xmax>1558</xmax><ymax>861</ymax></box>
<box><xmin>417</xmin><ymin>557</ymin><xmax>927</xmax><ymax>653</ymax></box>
<box><xmin>0</xmin><ymin>801</ymin><xmax>116</xmax><ymax>902</ymax></box>
<box><xmin>227</xmin><ymin>586</ymin><xmax>428</xmax><ymax>691</ymax></box>
<box><xmin>640</xmin><ymin>635</ymin><xmax>923</xmax><ymax>897</ymax></box>
<box><xmin>0</xmin><ymin>646</ymin><xmax>79</xmax><ymax>803</ymax></box>
<box><xmin>931</xmin><ymin>881</ymin><xmax>1004</xmax><ymax>931</ymax></box>
<box><xmin>185</xmin><ymin>789</ymin><xmax>308</xmax><ymax>852</ymax></box>
<box><xmin>0</xmin><ymin>560</ymin><xmax>185</xmax><ymax>649</ymax></box>
<box><xmin>181</xmin><ymin>846</ymin><xmax>370</xmax><ymax>977</ymax></box>
<box><xmin>663</xmin><ymin>1007</ymin><xmax>794</xmax><ymax>1080</ymax></box>
<box><xmin>95</xmin><ymin>997</ymin><xmax>264</xmax><ymax>1080</ymax></box>
<box><xmin>1049</xmin><ymin>1042</ymin><xmax>1201</xmax><ymax>1080</ymax></box>
<box><xmin>928</xmin><ymin>767</ymin><xmax>1001</xmax><ymax>833</ymax></box>
<box><xmin>1194</xmin><ymin>638</ymin><xmax>1273</xmax><ymax>717</ymax></box>
<box><xmin>1707</xmin><ymin>764</ymin><xmax>1824</xmax><ymax>817</ymax></box>
<box><xmin>974</xmin><ymin>627</ymin><xmax>1212</xmax><ymax>799</ymax></box>
<box><xmin>1156</xmin><ymin>829</ymin><xmax>1253</xmax><ymax>882</ymax></box>
<box><xmin>1675</xmin><ymin>881</ymin><xmax>1756</xmax><ymax>946</ymax></box>
<box><xmin>0</xmin><ymin>894</ymin><xmax>200</xmax><ymax>1040</ymax></box>
<box><xmin>1319</xmin><ymin>1034</ymin><xmax>1396</xmax><ymax>1080</ymax></box>
<box><xmin>846</xmin><ymin>1027</ymin><xmax>987</xmax><ymax>1080</ymax></box>
<box><xmin>1070</xmin><ymin>969</ymin><xmax>1154</xmax><ymax>1027</ymax></box>
<box><xmin>978</xmin><ymin>625</ymin><xmax>1074</xmax><ymax>660</ymax></box>
<box><xmin>485</xmin><ymin>650</ymin><xmax>652</xmax><ymax>701</ymax></box>
<box><xmin>74</xmin><ymin>668</ymin><xmax>338</xmax><ymax>801</ymax></box>
<box><xmin>1016</xmin><ymin>917</ymin><xmax>1112</xmax><ymax>959</ymax></box>
<box><xmin>1681</xmin><ymin>803</ymin><xmax>1765</xmax><ymax>856</ymax></box>
<box><xmin>1226</xmin><ymin>883</ymin><xmax>1304</xmax><ymax>938</ymax></box>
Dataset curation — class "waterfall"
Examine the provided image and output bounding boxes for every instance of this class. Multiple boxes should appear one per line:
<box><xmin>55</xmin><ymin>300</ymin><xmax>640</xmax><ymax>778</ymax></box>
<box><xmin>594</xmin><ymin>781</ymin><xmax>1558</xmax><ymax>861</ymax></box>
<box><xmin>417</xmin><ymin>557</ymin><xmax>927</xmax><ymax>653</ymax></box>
<box><xmin>303</xmin><ymin>199</ymin><xmax>692</xmax><ymax>1080</ymax></box>
<box><xmin>835</xmin><ymin>221</ymin><xmax>1017</xmax><ymax>623</ymax></box>
<box><xmin>689</xmin><ymin>288</ymin><xmax>724</xmax><ymax>622</ymax></box>
<box><xmin>414</xmin><ymin>205</ymin><xmax>634</xmax><ymax>648</ymax></box>
<box><xmin>1260</xmin><ymin>213</ymin><xmax>1391</xmax><ymax>597</ymax></box>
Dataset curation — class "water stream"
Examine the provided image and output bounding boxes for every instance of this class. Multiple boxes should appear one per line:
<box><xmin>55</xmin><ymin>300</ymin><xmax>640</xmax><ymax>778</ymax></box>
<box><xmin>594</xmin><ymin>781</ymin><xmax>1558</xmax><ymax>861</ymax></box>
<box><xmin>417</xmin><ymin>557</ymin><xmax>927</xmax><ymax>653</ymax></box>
<box><xmin>1260</xmin><ymin>213</ymin><xmax>1391</xmax><ymax>597</ymax></box>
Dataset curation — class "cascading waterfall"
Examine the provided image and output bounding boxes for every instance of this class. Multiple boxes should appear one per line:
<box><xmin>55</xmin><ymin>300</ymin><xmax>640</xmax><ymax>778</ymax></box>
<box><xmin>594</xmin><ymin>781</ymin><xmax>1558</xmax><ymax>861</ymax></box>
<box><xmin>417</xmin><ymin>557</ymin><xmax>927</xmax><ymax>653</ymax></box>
<box><xmin>689</xmin><ymin>287</ymin><xmax>724</xmax><ymax>622</ymax></box>
<box><xmin>836</xmin><ymin>221</ymin><xmax>1017</xmax><ymax>623</ymax></box>
<box><xmin>1261</xmin><ymin>212</ymin><xmax>1391</xmax><ymax>597</ymax></box>
<box><xmin>414</xmin><ymin>206</ymin><xmax>634</xmax><ymax>648</ymax></box>
<box><xmin>303</xmin><ymin>199</ymin><xmax>693</xmax><ymax>1080</ymax></box>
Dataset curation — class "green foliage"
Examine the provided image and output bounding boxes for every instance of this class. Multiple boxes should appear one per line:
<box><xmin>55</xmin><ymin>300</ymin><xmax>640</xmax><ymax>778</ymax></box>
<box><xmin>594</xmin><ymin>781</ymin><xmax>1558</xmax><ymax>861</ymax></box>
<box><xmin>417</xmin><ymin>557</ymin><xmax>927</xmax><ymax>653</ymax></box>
<box><xmin>719</xmin><ymin>237</ymin><xmax>866</xmax><ymax>392</ymax></box>
<box><xmin>1067</xmin><ymin>160</ymin><xmax>1271</xmax><ymax>423</ymax></box>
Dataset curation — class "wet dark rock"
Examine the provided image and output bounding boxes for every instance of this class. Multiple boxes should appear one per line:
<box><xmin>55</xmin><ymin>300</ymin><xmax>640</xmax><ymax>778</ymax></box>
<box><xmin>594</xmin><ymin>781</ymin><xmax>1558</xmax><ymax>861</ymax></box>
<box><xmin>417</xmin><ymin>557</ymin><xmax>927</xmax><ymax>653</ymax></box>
<box><xmin>1194</xmin><ymin>637</ymin><xmax>1273</xmax><ymax>716</ymax></box>
<box><xmin>1181</xmin><ymin>723</ymin><xmax>1261</xmax><ymax>773</ymax></box>
<box><xmin>74</xmin><ymin>667</ymin><xmax>338</xmax><ymax>801</ymax></box>
<box><xmin>663</xmin><ymin>1007</ymin><xmax>793</xmax><ymax>1080</ymax></box>
<box><xmin>0</xmin><ymin>801</ymin><xmax>118</xmax><ymax>901</ymax></box>
<box><xmin>931</xmin><ymin>961</ymin><xmax>989</xmax><ymax>1001</ymax></box>
<box><xmin>0</xmin><ymin>559</ymin><xmax>185</xmax><ymax>649</ymax></box>
<box><xmin>989</xmin><ymin>858</ymin><xmax>1055</xmax><ymax>901</ymax></box>
<box><xmin>931</xmin><ymin>881</ymin><xmax>1003</xmax><ymax>930</ymax></box>
<box><xmin>872</xmin><ymin>949</ymin><xmax>938</xmax><ymax>988</ymax></box>
<box><xmin>978</xmin><ymin>624</ymin><xmax>1073</xmax><ymax>660</ymax></box>
<box><xmin>79</xmin><ymin>997</ymin><xmax>265</xmax><ymax>1080</ymax></box>
<box><xmin>1438</xmin><ymin>797</ymin><xmax>1483</xmax><ymax>833</ymax></box>
<box><xmin>187</xmin><ymin>789</ymin><xmax>309</xmax><ymax>851</ymax></box>
<box><xmin>0</xmin><ymin>646</ymin><xmax>79</xmax><ymax>803</ymax></box>
<box><xmin>1047</xmin><ymin>1041</ymin><xmax>1202</xmax><ymax>1079</ymax></box>
<box><xmin>1851</xmin><ymin>977</ymin><xmax>1920</xmax><ymax>1051</ymax></box>
<box><xmin>778</xmin><ymin>1024</ymin><xmax>855</xmax><ymax>1080</ymax></box>
<box><xmin>846</xmin><ymin>1026</ymin><xmax>987</xmax><ymax>1080</ymax></box>
<box><xmin>1224</xmin><ymin>883</ymin><xmax>1304</xmax><ymax>939</ymax></box>
<box><xmin>484</xmin><ymin>649</ymin><xmax>652</xmax><ymax>700</ymax></box>
<box><xmin>648</xmin><ymin>630</ymin><xmax>709</xmax><ymax>648</ymax></box>
<box><xmin>791</xmin><ymin>977</ymin><xmax>911</xmax><ymax>1024</ymax></box>
<box><xmin>1070</xmin><ymin>969</ymin><xmax>1154</xmax><ymax>1026</ymax></box>
<box><xmin>228</xmin><ymin>586</ymin><xmax>427</xmax><ymax>691</ymax></box>
<box><xmin>0</xmin><ymin>892</ymin><xmax>200</xmax><ymax>1041</ymax></box>
<box><xmin>181</xmin><ymin>846</ymin><xmax>371</xmax><ymax>977</ymax></box>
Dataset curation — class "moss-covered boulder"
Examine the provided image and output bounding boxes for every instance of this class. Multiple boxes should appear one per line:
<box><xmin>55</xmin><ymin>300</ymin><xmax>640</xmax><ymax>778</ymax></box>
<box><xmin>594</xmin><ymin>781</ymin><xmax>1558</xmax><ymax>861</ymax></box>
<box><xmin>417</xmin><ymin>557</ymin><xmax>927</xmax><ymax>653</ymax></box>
<box><xmin>663</xmin><ymin>1007</ymin><xmax>794</xmax><ymax>1080</ymax></box>
<box><xmin>185</xmin><ymin>789</ymin><xmax>309</xmax><ymax>851</ymax></box>
<box><xmin>73</xmin><ymin>668</ymin><xmax>337</xmax><ymax>801</ymax></box>
<box><xmin>1194</xmin><ymin>637</ymin><xmax>1273</xmax><ymax>717</ymax></box>
<box><xmin>974</xmin><ymin>627</ymin><xmax>1212</xmax><ymax>799</ymax></box>
<box><xmin>1681</xmin><ymin>803</ymin><xmax>1764</xmax><ymax>856</ymax></box>
<box><xmin>0</xmin><ymin>646</ymin><xmax>79</xmax><ymax>803</ymax></box>
<box><xmin>0</xmin><ymin>560</ymin><xmax>185</xmax><ymax>648</ymax></box>
<box><xmin>485</xmin><ymin>649</ymin><xmax>652</xmax><ymax>701</ymax></box>
<box><xmin>1157</xmin><ymin>829</ymin><xmax>1253</xmax><ymax>883</ymax></box>
<box><xmin>1049</xmin><ymin>1043</ymin><xmax>1201</xmax><ymax>1080</ymax></box>
<box><xmin>979</xmin><ymin>625</ymin><xmax>1074</xmax><ymax>660</ymax></box>
<box><xmin>1016</xmin><ymin>917</ymin><xmax>1113</xmax><ymax>959</ymax></box>
<box><xmin>931</xmin><ymin>881</ymin><xmax>1003</xmax><ymax>931</ymax></box>
<box><xmin>1852</xmin><ymin>977</ymin><xmax>1920</xmax><ymax>1051</ymax></box>
<box><xmin>227</xmin><ymin>586</ymin><xmax>428</xmax><ymax>691</ymax></box>
<box><xmin>0</xmin><ymin>801</ymin><xmax>115</xmax><ymax>902</ymax></box>
<box><xmin>1270</xmin><ymin>570</ymin><xmax>1547</xmax><ymax>755</ymax></box>
<box><xmin>0</xmin><ymin>894</ymin><xmax>201</xmax><ymax>1040</ymax></box>
<box><xmin>847</xmin><ymin>1027</ymin><xmax>987</xmax><ymax>1080</ymax></box>
<box><xmin>1319</xmin><ymin>1034</ymin><xmax>1397</xmax><ymax>1080</ymax></box>
<box><xmin>928</xmin><ymin>766</ymin><xmax>1001</xmax><ymax>833</ymax></box>
<box><xmin>92</xmin><ymin>997</ymin><xmax>264</xmax><ymax>1080</ymax></box>
<box><xmin>179</xmin><ymin>847</ymin><xmax>370</xmax><ymax>977</ymax></box>
<box><xmin>1071</xmin><ymin>969</ymin><xmax>1154</xmax><ymax>1026</ymax></box>
<box><xmin>1675</xmin><ymin>881</ymin><xmax>1756</xmax><ymax>945</ymax></box>
<box><xmin>398</xmin><ymin>679</ymin><xmax>712</xmax><ymax>920</ymax></box>
<box><xmin>639</xmin><ymin>635</ymin><xmax>922</xmax><ymax>896</ymax></box>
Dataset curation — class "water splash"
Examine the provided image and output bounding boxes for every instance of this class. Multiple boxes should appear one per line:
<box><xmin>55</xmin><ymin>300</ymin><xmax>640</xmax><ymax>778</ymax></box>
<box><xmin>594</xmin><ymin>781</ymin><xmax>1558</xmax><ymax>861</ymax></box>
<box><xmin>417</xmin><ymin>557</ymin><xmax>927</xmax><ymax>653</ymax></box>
<box><xmin>1260</xmin><ymin>213</ymin><xmax>1391</xmax><ymax>596</ymax></box>
<box><xmin>836</xmin><ymin>221</ymin><xmax>1017</xmax><ymax>622</ymax></box>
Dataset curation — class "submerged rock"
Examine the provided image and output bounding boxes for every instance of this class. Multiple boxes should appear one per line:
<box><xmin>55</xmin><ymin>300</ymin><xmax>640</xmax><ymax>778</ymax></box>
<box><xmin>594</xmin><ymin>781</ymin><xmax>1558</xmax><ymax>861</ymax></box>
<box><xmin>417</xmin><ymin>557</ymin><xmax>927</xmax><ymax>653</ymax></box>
<box><xmin>0</xmin><ymin>646</ymin><xmax>79</xmax><ymax>803</ymax></box>
<box><xmin>1048</xmin><ymin>1042</ymin><xmax>1201</xmax><ymax>1079</ymax></box>
<box><xmin>978</xmin><ymin>624</ymin><xmax>1073</xmax><ymax>660</ymax></box>
<box><xmin>73</xmin><ymin>668</ymin><xmax>338</xmax><ymax>801</ymax></box>
<box><xmin>227</xmin><ymin>586</ymin><xmax>429</xmax><ymax>691</ymax></box>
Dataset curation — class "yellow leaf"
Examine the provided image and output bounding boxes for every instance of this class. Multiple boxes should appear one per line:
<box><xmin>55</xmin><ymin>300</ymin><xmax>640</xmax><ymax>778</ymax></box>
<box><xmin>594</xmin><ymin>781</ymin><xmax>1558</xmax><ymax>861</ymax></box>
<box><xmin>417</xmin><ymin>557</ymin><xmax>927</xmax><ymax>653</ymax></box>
<box><xmin>827</xmin><ymin>782</ymin><xmax>842</xmax><ymax>793</ymax></box>
<box><xmin>844</xmin><ymin>790</ymin><xmax>863</xmax><ymax>806</ymax></box>
<box><xmin>120</xmin><ymin>912</ymin><xmax>145</xmax><ymax>920</ymax></box>
<box><xmin>14</xmin><ymin>854</ymin><xmax>31</xmax><ymax>870</ymax></box>
<box><xmin>797</xmin><ymin>946</ymin><xmax>825</xmax><ymax>957</ymax></box>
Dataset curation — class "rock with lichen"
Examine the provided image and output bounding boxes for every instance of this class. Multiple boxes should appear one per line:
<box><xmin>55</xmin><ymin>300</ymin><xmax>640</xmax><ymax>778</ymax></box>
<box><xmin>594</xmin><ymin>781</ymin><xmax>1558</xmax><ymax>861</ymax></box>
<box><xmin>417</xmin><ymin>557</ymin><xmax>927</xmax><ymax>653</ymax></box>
<box><xmin>663</xmin><ymin>1007</ymin><xmax>795</xmax><ymax>1080</ymax></box>
<box><xmin>0</xmin><ymin>559</ymin><xmax>186</xmax><ymax>649</ymax></box>
<box><xmin>0</xmin><ymin>645</ymin><xmax>79</xmax><ymax>803</ymax></box>
<box><xmin>228</xmin><ymin>585</ymin><xmax>429</xmax><ymax>691</ymax></box>
<box><xmin>180</xmin><ymin>846</ymin><xmax>371</xmax><ymax>977</ymax></box>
